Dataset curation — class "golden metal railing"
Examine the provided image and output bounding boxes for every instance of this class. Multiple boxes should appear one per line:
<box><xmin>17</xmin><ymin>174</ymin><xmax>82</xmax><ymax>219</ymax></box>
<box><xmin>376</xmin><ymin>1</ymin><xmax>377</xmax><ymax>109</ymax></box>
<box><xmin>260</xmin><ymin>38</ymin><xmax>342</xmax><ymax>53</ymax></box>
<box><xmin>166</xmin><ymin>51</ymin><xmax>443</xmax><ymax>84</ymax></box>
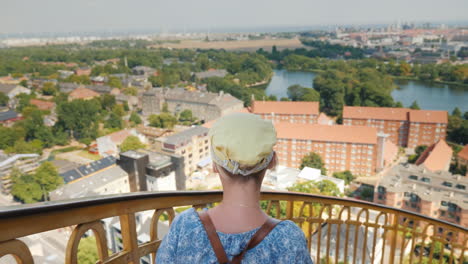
<box><xmin>0</xmin><ymin>191</ymin><xmax>466</xmax><ymax>264</ymax></box>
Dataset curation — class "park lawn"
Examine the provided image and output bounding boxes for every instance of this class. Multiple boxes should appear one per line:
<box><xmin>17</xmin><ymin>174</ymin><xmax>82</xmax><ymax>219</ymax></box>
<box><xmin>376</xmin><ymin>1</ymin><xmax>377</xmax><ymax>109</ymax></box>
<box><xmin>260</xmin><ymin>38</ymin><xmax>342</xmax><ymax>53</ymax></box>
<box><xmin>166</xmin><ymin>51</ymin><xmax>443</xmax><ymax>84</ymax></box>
<box><xmin>77</xmin><ymin>150</ymin><xmax>101</xmax><ymax>161</ymax></box>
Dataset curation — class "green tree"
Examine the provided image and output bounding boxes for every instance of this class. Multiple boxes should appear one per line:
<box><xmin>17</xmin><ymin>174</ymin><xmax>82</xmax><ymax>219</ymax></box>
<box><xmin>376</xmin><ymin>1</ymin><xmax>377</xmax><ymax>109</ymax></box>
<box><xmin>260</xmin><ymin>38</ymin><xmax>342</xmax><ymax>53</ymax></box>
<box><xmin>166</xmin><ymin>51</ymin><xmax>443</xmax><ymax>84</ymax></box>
<box><xmin>301</xmin><ymin>88</ymin><xmax>320</xmax><ymax>102</ymax></box>
<box><xmin>34</xmin><ymin>162</ymin><xmax>63</xmax><ymax>201</ymax></box>
<box><xmin>408</xmin><ymin>145</ymin><xmax>428</xmax><ymax>163</ymax></box>
<box><xmin>288</xmin><ymin>180</ymin><xmax>341</xmax><ymax>197</ymax></box>
<box><xmin>107</xmin><ymin>76</ymin><xmax>122</xmax><ymax>88</ymax></box>
<box><xmin>19</xmin><ymin>80</ymin><xmax>28</xmax><ymax>88</ymax></box>
<box><xmin>10</xmin><ymin>169</ymin><xmax>43</xmax><ymax>204</ymax></box>
<box><xmin>159</xmin><ymin>113</ymin><xmax>178</xmax><ymax>128</ymax></box>
<box><xmin>56</xmin><ymin>99</ymin><xmax>101</xmax><ymax>141</ymax></box>
<box><xmin>77</xmin><ymin>236</ymin><xmax>99</xmax><ymax>264</ymax></box>
<box><xmin>0</xmin><ymin>126</ymin><xmax>24</xmax><ymax>150</ymax></box>
<box><xmin>315</xmin><ymin>180</ymin><xmax>342</xmax><ymax>196</ymax></box>
<box><xmin>0</xmin><ymin>92</ymin><xmax>8</xmax><ymax>106</ymax></box>
<box><xmin>332</xmin><ymin>170</ymin><xmax>355</xmax><ymax>185</ymax></box>
<box><xmin>42</xmin><ymin>82</ymin><xmax>57</xmax><ymax>96</ymax></box>
<box><xmin>452</xmin><ymin>107</ymin><xmax>462</xmax><ymax>118</ymax></box>
<box><xmin>120</xmin><ymin>135</ymin><xmax>145</xmax><ymax>152</ymax></box>
<box><xmin>410</xmin><ymin>100</ymin><xmax>421</xmax><ymax>110</ymax></box>
<box><xmin>394</xmin><ymin>101</ymin><xmax>404</xmax><ymax>108</ymax></box>
<box><xmin>299</xmin><ymin>152</ymin><xmax>327</xmax><ymax>175</ymax></box>
<box><xmin>129</xmin><ymin>112</ymin><xmax>142</xmax><ymax>125</ymax></box>
<box><xmin>105</xmin><ymin>112</ymin><xmax>123</xmax><ymax>129</ymax></box>
<box><xmin>148</xmin><ymin>114</ymin><xmax>161</xmax><ymax>128</ymax></box>
<box><xmin>287</xmin><ymin>84</ymin><xmax>307</xmax><ymax>101</ymax></box>
<box><xmin>5</xmin><ymin>139</ymin><xmax>43</xmax><ymax>154</ymax></box>
<box><xmin>162</xmin><ymin>102</ymin><xmax>169</xmax><ymax>113</ymax></box>
<box><xmin>179</xmin><ymin>109</ymin><xmax>194</xmax><ymax>122</ymax></box>
<box><xmin>99</xmin><ymin>94</ymin><xmax>116</xmax><ymax>111</ymax></box>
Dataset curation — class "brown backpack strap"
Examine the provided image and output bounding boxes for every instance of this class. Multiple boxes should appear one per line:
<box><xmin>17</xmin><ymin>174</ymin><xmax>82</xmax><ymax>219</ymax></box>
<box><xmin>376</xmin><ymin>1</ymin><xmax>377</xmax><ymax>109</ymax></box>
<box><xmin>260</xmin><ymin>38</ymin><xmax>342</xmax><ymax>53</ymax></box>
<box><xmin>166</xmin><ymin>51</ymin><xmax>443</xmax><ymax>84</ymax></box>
<box><xmin>198</xmin><ymin>211</ymin><xmax>282</xmax><ymax>264</ymax></box>
<box><xmin>230</xmin><ymin>218</ymin><xmax>282</xmax><ymax>264</ymax></box>
<box><xmin>198</xmin><ymin>211</ymin><xmax>229</xmax><ymax>264</ymax></box>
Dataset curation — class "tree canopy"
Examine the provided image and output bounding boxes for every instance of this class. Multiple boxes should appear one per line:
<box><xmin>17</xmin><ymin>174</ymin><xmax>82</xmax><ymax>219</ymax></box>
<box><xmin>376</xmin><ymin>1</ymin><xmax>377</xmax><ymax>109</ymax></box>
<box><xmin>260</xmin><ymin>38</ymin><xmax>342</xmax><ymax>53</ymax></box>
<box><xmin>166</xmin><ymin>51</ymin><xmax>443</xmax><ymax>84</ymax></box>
<box><xmin>120</xmin><ymin>135</ymin><xmax>145</xmax><ymax>152</ymax></box>
<box><xmin>299</xmin><ymin>152</ymin><xmax>327</xmax><ymax>175</ymax></box>
<box><xmin>11</xmin><ymin>162</ymin><xmax>63</xmax><ymax>203</ymax></box>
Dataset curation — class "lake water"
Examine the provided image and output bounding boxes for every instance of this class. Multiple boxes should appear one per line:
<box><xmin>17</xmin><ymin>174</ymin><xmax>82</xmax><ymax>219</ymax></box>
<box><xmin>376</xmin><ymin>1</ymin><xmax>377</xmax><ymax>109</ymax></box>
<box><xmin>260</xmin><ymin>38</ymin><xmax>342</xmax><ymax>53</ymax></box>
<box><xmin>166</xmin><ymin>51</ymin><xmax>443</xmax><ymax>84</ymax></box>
<box><xmin>265</xmin><ymin>69</ymin><xmax>468</xmax><ymax>113</ymax></box>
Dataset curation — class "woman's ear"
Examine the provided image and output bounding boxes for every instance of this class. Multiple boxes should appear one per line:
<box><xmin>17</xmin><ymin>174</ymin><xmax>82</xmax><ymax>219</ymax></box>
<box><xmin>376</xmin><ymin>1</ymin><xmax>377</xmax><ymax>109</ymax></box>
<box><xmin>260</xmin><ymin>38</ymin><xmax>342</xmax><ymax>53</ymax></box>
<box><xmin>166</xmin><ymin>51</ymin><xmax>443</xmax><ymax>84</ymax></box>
<box><xmin>267</xmin><ymin>152</ymin><xmax>277</xmax><ymax>170</ymax></box>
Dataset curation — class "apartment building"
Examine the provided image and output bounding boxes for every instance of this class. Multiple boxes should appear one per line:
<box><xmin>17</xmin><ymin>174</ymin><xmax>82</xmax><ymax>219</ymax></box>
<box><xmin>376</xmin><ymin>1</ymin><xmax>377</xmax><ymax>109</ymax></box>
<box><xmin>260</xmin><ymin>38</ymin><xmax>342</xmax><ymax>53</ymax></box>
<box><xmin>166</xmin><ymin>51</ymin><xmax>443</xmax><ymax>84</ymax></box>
<box><xmin>251</xmin><ymin>100</ymin><xmax>319</xmax><ymax>124</ymax></box>
<box><xmin>0</xmin><ymin>153</ymin><xmax>40</xmax><ymax>194</ymax></box>
<box><xmin>343</xmin><ymin>106</ymin><xmax>448</xmax><ymax>148</ymax></box>
<box><xmin>273</xmin><ymin>123</ymin><xmax>396</xmax><ymax>176</ymax></box>
<box><xmin>155</xmin><ymin>126</ymin><xmax>210</xmax><ymax>176</ymax></box>
<box><xmin>375</xmin><ymin>164</ymin><xmax>468</xmax><ymax>230</ymax></box>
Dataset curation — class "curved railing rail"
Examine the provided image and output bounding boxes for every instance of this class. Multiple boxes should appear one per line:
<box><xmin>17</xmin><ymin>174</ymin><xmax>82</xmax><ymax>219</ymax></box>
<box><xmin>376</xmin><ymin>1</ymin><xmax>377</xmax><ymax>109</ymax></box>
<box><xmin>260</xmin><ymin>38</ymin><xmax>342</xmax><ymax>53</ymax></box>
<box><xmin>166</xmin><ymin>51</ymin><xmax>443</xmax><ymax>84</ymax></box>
<box><xmin>0</xmin><ymin>191</ymin><xmax>466</xmax><ymax>264</ymax></box>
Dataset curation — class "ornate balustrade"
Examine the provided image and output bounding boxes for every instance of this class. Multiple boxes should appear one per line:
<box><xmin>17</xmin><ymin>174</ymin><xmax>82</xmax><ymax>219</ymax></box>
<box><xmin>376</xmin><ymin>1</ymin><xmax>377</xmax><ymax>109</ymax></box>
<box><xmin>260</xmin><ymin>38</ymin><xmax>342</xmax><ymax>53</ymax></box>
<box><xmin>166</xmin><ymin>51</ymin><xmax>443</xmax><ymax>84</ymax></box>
<box><xmin>0</xmin><ymin>191</ymin><xmax>466</xmax><ymax>263</ymax></box>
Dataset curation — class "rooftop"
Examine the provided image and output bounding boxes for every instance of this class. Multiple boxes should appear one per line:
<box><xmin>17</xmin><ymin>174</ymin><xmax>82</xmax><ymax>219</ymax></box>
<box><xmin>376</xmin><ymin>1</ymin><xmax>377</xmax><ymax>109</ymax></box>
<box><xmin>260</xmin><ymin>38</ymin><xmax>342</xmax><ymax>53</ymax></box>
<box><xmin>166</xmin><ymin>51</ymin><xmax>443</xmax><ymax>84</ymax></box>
<box><xmin>379</xmin><ymin>164</ymin><xmax>468</xmax><ymax>209</ymax></box>
<box><xmin>343</xmin><ymin>106</ymin><xmax>409</xmax><ymax>121</ymax></box>
<box><xmin>0</xmin><ymin>110</ymin><xmax>18</xmax><ymax>122</ymax></box>
<box><xmin>162</xmin><ymin>126</ymin><xmax>209</xmax><ymax>146</ymax></box>
<box><xmin>415</xmin><ymin>139</ymin><xmax>453</xmax><ymax>172</ymax></box>
<box><xmin>274</xmin><ymin>122</ymin><xmax>378</xmax><ymax>144</ymax></box>
<box><xmin>343</xmin><ymin>106</ymin><xmax>448</xmax><ymax>124</ymax></box>
<box><xmin>251</xmin><ymin>100</ymin><xmax>319</xmax><ymax>115</ymax></box>
<box><xmin>458</xmin><ymin>144</ymin><xmax>468</xmax><ymax>161</ymax></box>
<box><xmin>51</xmin><ymin>165</ymin><xmax>127</xmax><ymax>200</ymax></box>
<box><xmin>0</xmin><ymin>83</ymin><xmax>18</xmax><ymax>94</ymax></box>
<box><xmin>60</xmin><ymin>156</ymin><xmax>116</xmax><ymax>184</ymax></box>
<box><xmin>30</xmin><ymin>99</ymin><xmax>55</xmax><ymax>111</ymax></box>
<box><xmin>69</xmin><ymin>87</ymin><xmax>100</xmax><ymax>100</ymax></box>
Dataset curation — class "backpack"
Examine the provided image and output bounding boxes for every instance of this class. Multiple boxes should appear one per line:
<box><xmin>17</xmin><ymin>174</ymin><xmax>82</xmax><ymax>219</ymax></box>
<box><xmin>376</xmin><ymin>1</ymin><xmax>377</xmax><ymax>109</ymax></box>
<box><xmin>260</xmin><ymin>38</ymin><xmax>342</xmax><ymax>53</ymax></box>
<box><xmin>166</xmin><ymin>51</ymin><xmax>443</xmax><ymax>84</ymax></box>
<box><xmin>198</xmin><ymin>211</ymin><xmax>282</xmax><ymax>264</ymax></box>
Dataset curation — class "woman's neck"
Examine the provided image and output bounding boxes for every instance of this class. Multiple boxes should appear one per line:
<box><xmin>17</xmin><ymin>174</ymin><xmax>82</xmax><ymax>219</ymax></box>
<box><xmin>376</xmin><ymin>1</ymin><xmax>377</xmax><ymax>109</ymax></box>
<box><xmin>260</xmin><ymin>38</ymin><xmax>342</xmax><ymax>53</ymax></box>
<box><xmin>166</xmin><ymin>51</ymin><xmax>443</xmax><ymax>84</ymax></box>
<box><xmin>207</xmin><ymin>182</ymin><xmax>268</xmax><ymax>233</ymax></box>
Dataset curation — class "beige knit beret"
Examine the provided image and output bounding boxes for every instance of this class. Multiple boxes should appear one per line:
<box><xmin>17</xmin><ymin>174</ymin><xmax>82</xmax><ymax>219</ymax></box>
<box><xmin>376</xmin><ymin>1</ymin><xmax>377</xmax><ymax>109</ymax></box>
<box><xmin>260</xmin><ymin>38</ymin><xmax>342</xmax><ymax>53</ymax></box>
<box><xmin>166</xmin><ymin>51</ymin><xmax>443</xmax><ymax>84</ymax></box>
<box><xmin>209</xmin><ymin>113</ymin><xmax>277</xmax><ymax>176</ymax></box>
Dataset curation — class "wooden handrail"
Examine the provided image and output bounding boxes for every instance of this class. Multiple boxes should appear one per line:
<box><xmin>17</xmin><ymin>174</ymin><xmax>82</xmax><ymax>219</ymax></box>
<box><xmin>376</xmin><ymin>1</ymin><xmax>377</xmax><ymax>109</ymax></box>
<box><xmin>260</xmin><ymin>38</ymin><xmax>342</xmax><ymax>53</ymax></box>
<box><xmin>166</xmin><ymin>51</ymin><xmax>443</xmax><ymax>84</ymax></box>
<box><xmin>0</xmin><ymin>191</ymin><xmax>466</xmax><ymax>263</ymax></box>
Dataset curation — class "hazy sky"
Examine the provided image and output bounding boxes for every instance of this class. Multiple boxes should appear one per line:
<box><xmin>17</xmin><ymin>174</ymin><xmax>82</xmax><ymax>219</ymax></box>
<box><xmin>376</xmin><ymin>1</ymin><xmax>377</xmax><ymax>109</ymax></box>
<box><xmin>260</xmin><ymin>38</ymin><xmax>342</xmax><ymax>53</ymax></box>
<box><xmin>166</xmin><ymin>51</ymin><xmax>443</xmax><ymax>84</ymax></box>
<box><xmin>2</xmin><ymin>0</ymin><xmax>468</xmax><ymax>34</ymax></box>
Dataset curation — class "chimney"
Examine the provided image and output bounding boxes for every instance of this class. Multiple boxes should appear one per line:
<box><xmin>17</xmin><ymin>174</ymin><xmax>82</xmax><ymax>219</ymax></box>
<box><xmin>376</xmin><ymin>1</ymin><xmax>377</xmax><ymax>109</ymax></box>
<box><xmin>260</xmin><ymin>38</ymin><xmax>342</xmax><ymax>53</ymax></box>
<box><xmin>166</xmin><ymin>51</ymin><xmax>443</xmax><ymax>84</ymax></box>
<box><xmin>376</xmin><ymin>133</ymin><xmax>388</xmax><ymax>172</ymax></box>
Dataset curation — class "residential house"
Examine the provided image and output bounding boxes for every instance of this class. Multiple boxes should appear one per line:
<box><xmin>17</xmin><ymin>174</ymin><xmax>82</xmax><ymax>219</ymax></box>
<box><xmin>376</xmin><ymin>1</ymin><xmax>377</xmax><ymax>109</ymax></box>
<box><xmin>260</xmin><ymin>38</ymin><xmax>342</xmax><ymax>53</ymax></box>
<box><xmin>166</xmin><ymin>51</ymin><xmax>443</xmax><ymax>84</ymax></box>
<box><xmin>68</xmin><ymin>87</ymin><xmax>100</xmax><ymax>101</ymax></box>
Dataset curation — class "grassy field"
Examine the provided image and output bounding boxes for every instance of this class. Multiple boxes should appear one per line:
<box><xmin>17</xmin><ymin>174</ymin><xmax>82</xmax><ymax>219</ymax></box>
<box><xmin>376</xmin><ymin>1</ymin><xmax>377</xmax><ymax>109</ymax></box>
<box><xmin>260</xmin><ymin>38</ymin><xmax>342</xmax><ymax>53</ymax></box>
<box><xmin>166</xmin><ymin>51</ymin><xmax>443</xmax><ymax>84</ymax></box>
<box><xmin>77</xmin><ymin>150</ymin><xmax>101</xmax><ymax>161</ymax></box>
<box><xmin>149</xmin><ymin>38</ymin><xmax>305</xmax><ymax>51</ymax></box>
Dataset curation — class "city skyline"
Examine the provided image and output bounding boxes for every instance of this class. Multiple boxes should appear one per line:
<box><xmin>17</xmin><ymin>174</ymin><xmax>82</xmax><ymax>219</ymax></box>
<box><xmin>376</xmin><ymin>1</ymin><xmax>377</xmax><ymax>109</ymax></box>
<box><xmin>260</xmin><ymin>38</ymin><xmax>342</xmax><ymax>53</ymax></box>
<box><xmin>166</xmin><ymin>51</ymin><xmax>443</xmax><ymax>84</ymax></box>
<box><xmin>2</xmin><ymin>0</ymin><xmax>468</xmax><ymax>34</ymax></box>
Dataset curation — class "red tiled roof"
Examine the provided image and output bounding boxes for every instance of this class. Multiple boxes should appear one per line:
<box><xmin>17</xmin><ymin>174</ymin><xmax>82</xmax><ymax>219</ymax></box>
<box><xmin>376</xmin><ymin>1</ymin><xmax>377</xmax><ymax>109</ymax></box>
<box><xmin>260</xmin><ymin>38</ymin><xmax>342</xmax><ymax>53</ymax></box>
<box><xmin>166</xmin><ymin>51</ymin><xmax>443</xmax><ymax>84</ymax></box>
<box><xmin>30</xmin><ymin>99</ymin><xmax>55</xmax><ymax>111</ymax></box>
<box><xmin>69</xmin><ymin>87</ymin><xmax>99</xmax><ymax>100</ymax></box>
<box><xmin>108</xmin><ymin>129</ymin><xmax>132</xmax><ymax>144</ymax></box>
<box><xmin>343</xmin><ymin>106</ymin><xmax>448</xmax><ymax>124</ymax></box>
<box><xmin>409</xmin><ymin>110</ymin><xmax>448</xmax><ymax>124</ymax></box>
<box><xmin>343</xmin><ymin>106</ymin><xmax>409</xmax><ymax>121</ymax></box>
<box><xmin>458</xmin><ymin>145</ymin><xmax>468</xmax><ymax>161</ymax></box>
<box><xmin>252</xmin><ymin>101</ymin><xmax>319</xmax><ymax>115</ymax></box>
<box><xmin>274</xmin><ymin>123</ymin><xmax>378</xmax><ymax>144</ymax></box>
<box><xmin>415</xmin><ymin>139</ymin><xmax>452</xmax><ymax>172</ymax></box>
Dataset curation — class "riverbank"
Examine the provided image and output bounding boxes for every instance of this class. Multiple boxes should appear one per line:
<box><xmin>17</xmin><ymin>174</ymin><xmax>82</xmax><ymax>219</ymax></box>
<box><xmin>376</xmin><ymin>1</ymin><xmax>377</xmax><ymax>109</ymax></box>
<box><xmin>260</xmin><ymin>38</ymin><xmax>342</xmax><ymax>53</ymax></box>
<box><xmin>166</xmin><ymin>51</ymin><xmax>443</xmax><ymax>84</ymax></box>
<box><xmin>265</xmin><ymin>69</ymin><xmax>468</xmax><ymax>112</ymax></box>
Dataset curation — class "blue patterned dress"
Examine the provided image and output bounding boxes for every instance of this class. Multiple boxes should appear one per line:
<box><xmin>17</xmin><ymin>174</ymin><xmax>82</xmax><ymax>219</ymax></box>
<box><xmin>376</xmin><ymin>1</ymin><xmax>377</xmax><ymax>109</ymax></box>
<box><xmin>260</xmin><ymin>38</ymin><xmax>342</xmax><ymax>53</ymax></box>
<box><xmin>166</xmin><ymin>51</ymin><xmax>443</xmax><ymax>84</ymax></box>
<box><xmin>156</xmin><ymin>208</ymin><xmax>313</xmax><ymax>263</ymax></box>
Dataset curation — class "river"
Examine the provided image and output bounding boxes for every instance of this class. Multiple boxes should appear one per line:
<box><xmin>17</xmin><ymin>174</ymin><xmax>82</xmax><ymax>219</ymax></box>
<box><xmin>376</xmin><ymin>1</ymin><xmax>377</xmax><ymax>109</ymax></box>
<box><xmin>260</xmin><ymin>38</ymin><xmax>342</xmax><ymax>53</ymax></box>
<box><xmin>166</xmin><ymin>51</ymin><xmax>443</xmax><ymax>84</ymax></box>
<box><xmin>265</xmin><ymin>69</ymin><xmax>468</xmax><ymax>112</ymax></box>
